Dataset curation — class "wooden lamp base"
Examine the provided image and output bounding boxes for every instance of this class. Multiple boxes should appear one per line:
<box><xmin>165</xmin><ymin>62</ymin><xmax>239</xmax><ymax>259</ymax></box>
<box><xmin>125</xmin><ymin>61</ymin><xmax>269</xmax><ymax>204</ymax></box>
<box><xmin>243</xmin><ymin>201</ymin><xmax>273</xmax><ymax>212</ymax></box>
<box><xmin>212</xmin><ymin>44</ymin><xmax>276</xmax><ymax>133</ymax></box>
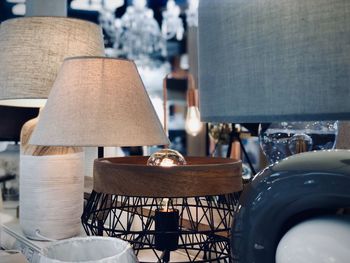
<box><xmin>20</xmin><ymin>116</ymin><xmax>82</xmax><ymax>156</ymax></box>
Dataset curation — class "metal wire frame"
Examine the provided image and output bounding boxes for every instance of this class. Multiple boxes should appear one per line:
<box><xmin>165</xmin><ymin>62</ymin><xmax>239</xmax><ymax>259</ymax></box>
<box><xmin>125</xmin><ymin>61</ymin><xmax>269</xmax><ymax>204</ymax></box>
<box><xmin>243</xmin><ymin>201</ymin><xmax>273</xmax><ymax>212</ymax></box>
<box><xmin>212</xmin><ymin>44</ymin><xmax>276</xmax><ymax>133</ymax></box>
<box><xmin>82</xmin><ymin>191</ymin><xmax>239</xmax><ymax>262</ymax></box>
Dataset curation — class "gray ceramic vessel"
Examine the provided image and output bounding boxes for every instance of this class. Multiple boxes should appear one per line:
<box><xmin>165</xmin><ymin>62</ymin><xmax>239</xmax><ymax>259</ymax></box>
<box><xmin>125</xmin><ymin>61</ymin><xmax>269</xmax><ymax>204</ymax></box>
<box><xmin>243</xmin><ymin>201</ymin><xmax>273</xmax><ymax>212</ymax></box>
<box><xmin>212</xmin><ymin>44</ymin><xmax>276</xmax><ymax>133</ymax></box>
<box><xmin>232</xmin><ymin>150</ymin><xmax>350</xmax><ymax>263</ymax></box>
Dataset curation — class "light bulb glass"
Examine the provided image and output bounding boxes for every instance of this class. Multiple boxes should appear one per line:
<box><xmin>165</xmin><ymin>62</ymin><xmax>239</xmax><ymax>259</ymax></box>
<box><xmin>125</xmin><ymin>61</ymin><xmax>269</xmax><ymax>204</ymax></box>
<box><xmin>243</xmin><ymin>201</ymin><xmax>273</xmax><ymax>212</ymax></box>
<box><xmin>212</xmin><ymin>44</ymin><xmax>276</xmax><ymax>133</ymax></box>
<box><xmin>160</xmin><ymin>198</ymin><xmax>170</xmax><ymax>211</ymax></box>
<box><xmin>185</xmin><ymin>106</ymin><xmax>202</xmax><ymax>136</ymax></box>
<box><xmin>147</xmin><ymin>149</ymin><xmax>186</xmax><ymax>167</ymax></box>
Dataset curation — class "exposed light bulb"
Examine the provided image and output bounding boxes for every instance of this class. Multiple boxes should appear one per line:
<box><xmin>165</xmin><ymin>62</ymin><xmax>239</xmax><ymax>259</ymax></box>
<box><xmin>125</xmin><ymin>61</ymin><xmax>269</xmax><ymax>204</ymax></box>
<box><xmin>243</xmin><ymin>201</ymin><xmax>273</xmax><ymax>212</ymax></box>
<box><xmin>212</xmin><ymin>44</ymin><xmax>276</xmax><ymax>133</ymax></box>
<box><xmin>185</xmin><ymin>77</ymin><xmax>202</xmax><ymax>137</ymax></box>
<box><xmin>160</xmin><ymin>158</ymin><xmax>177</xmax><ymax>167</ymax></box>
<box><xmin>161</xmin><ymin>198</ymin><xmax>170</xmax><ymax>211</ymax></box>
<box><xmin>147</xmin><ymin>149</ymin><xmax>186</xmax><ymax>167</ymax></box>
<box><xmin>185</xmin><ymin>106</ymin><xmax>202</xmax><ymax>136</ymax></box>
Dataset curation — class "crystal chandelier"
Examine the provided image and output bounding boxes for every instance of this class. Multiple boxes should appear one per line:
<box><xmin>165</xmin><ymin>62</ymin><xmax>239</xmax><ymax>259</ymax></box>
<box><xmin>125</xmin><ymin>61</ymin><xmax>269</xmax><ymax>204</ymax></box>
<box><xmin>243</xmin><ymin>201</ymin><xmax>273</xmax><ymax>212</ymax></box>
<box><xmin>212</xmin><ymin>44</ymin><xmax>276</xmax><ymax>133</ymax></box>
<box><xmin>113</xmin><ymin>0</ymin><xmax>166</xmax><ymax>62</ymax></box>
<box><xmin>186</xmin><ymin>0</ymin><xmax>199</xmax><ymax>27</ymax></box>
<box><xmin>99</xmin><ymin>0</ymin><xmax>190</xmax><ymax>63</ymax></box>
<box><xmin>82</xmin><ymin>0</ymin><xmax>197</xmax><ymax>96</ymax></box>
<box><xmin>73</xmin><ymin>0</ymin><xmax>198</xmax><ymax>63</ymax></box>
<box><xmin>161</xmin><ymin>0</ymin><xmax>184</xmax><ymax>41</ymax></box>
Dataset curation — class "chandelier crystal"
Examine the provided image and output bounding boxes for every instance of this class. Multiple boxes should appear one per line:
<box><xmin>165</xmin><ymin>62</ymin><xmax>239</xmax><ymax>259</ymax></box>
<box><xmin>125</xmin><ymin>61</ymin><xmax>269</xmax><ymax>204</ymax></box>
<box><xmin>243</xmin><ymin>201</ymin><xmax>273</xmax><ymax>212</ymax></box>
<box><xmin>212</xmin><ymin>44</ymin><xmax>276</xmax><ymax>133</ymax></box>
<box><xmin>114</xmin><ymin>0</ymin><xmax>166</xmax><ymax>62</ymax></box>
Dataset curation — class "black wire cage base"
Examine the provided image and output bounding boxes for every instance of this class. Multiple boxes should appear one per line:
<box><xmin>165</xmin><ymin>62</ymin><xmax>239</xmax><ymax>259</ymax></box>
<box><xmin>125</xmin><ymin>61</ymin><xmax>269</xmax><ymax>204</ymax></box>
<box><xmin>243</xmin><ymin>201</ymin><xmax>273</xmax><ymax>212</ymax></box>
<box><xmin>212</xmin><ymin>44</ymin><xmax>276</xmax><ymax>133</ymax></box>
<box><xmin>82</xmin><ymin>191</ymin><xmax>239</xmax><ymax>262</ymax></box>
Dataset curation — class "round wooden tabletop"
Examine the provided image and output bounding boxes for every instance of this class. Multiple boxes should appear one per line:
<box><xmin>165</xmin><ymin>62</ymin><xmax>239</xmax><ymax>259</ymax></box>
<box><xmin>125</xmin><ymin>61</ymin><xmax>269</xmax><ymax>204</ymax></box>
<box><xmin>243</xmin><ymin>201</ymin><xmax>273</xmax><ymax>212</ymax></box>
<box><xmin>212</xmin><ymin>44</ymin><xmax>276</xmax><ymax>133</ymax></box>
<box><xmin>93</xmin><ymin>156</ymin><xmax>242</xmax><ymax>197</ymax></box>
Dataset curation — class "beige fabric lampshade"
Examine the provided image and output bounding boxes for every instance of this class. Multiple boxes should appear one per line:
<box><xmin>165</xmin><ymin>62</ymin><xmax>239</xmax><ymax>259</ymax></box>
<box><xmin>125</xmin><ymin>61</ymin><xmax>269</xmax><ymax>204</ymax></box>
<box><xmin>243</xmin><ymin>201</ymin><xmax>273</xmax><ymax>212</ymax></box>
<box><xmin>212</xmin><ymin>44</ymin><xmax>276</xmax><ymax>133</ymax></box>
<box><xmin>29</xmin><ymin>57</ymin><xmax>169</xmax><ymax>147</ymax></box>
<box><xmin>0</xmin><ymin>17</ymin><xmax>104</xmax><ymax>107</ymax></box>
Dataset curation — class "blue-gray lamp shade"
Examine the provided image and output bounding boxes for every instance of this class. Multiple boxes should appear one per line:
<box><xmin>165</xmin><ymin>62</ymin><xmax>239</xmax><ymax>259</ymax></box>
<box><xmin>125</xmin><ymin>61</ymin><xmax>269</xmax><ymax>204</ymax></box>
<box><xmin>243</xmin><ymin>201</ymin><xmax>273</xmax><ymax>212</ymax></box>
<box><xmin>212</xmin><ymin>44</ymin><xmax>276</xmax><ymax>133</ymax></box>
<box><xmin>198</xmin><ymin>0</ymin><xmax>350</xmax><ymax>123</ymax></box>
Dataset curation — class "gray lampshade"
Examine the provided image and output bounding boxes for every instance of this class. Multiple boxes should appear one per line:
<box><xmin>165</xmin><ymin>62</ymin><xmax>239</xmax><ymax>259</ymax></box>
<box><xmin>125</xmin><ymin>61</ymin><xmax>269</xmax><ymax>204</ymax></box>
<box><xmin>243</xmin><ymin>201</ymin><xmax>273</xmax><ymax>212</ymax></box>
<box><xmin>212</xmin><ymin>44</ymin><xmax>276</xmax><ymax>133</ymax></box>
<box><xmin>26</xmin><ymin>0</ymin><xmax>67</xmax><ymax>17</ymax></box>
<box><xmin>198</xmin><ymin>0</ymin><xmax>350</xmax><ymax>123</ymax></box>
<box><xmin>29</xmin><ymin>57</ymin><xmax>169</xmax><ymax>147</ymax></box>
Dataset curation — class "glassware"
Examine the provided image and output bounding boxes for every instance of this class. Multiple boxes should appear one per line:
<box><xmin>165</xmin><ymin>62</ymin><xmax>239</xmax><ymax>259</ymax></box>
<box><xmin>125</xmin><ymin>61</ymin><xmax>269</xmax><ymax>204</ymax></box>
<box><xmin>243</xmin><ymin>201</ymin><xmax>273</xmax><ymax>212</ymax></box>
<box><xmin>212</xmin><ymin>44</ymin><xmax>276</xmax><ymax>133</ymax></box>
<box><xmin>208</xmin><ymin>123</ymin><xmax>233</xmax><ymax>145</ymax></box>
<box><xmin>259</xmin><ymin>121</ymin><xmax>338</xmax><ymax>164</ymax></box>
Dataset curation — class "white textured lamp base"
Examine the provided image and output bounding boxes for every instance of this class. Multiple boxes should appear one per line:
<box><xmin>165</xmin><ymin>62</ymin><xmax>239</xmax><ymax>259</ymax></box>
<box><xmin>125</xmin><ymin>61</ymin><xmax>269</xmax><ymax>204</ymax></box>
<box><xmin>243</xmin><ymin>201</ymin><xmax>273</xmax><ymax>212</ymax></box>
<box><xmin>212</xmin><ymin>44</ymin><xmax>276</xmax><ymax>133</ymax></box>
<box><xmin>276</xmin><ymin>216</ymin><xmax>350</xmax><ymax>263</ymax></box>
<box><xmin>20</xmin><ymin>153</ymin><xmax>84</xmax><ymax>240</ymax></box>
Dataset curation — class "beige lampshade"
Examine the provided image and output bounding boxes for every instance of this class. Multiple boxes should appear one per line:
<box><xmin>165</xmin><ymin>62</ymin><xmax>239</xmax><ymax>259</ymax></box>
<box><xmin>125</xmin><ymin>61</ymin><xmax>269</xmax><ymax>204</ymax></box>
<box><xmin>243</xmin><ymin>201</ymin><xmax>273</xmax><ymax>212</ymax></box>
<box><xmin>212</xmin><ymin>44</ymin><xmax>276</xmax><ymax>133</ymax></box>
<box><xmin>29</xmin><ymin>57</ymin><xmax>169</xmax><ymax>147</ymax></box>
<box><xmin>0</xmin><ymin>17</ymin><xmax>105</xmax><ymax>107</ymax></box>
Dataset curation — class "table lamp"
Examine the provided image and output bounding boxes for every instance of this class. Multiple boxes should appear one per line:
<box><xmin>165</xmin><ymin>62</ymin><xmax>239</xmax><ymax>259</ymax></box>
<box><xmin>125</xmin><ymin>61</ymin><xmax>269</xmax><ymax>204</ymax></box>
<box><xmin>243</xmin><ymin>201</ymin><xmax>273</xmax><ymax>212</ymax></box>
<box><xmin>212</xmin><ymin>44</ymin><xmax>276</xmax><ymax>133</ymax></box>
<box><xmin>29</xmin><ymin>57</ymin><xmax>169</xmax><ymax>147</ymax></box>
<box><xmin>29</xmin><ymin>57</ymin><xmax>243</xmax><ymax>262</ymax></box>
<box><xmin>0</xmin><ymin>16</ymin><xmax>104</xmax><ymax>240</ymax></box>
<box><xmin>198</xmin><ymin>0</ymin><xmax>350</xmax><ymax>262</ymax></box>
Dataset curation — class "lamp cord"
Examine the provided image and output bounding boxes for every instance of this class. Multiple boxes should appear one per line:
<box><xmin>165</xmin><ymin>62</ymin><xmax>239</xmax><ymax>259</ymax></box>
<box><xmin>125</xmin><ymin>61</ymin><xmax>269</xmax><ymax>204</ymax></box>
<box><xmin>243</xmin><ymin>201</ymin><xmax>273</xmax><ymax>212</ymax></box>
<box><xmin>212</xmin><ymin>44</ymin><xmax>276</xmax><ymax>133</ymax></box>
<box><xmin>163</xmin><ymin>76</ymin><xmax>169</xmax><ymax>141</ymax></box>
<box><xmin>35</xmin><ymin>229</ymin><xmax>57</xmax><ymax>242</ymax></box>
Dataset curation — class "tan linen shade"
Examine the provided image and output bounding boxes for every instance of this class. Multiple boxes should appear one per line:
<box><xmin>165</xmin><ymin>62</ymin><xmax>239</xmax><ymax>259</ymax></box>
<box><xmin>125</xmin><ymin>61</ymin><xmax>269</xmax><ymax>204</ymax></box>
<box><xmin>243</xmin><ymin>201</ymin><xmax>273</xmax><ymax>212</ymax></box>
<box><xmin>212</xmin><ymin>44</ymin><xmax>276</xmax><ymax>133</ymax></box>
<box><xmin>0</xmin><ymin>17</ymin><xmax>105</xmax><ymax>107</ymax></box>
<box><xmin>29</xmin><ymin>57</ymin><xmax>170</xmax><ymax>147</ymax></box>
